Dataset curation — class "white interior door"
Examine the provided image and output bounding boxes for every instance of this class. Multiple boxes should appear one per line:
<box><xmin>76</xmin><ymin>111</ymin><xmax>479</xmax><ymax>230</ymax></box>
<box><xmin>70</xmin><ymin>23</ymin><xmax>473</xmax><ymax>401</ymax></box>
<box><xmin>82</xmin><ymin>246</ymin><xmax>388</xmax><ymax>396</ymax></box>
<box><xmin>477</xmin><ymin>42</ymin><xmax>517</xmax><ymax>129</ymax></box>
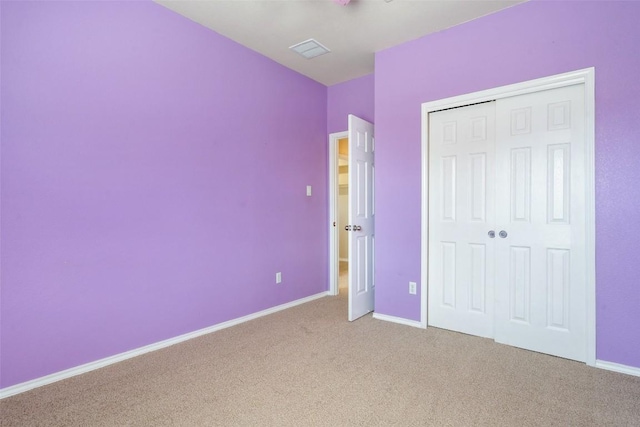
<box><xmin>428</xmin><ymin>102</ymin><xmax>496</xmax><ymax>338</ymax></box>
<box><xmin>427</xmin><ymin>84</ymin><xmax>587</xmax><ymax>362</ymax></box>
<box><xmin>348</xmin><ymin>115</ymin><xmax>375</xmax><ymax>321</ymax></box>
<box><xmin>494</xmin><ymin>84</ymin><xmax>586</xmax><ymax>362</ymax></box>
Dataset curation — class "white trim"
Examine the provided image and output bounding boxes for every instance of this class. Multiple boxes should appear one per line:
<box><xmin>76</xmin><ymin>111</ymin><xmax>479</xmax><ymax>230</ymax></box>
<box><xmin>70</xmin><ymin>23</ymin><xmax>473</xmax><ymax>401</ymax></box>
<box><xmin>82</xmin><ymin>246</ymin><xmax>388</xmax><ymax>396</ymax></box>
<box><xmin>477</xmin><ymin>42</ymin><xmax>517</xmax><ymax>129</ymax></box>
<box><xmin>0</xmin><ymin>292</ymin><xmax>328</xmax><ymax>400</ymax></box>
<box><xmin>595</xmin><ymin>360</ymin><xmax>640</xmax><ymax>378</ymax></box>
<box><xmin>420</xmin><ymin>67</ymin><xmax>596</xmax><ymax>365</ymax></box>
<box><xmin>373</xmin><ymin>313</ymin><xmax>423</xmax><ymax>329</ymax></box>
<box><xmin>420</xmin><ymin>97</ymin><xmax>430</xmax><ymax>329</ymax></box>
<box><xmin>583</xmin><ymin>70</ymin><xmax>597</xmax><ymax>367</ymax></box>
<box><xmin>421</xmin><ymin>69</ymin><xmax>592</xmax><ymax>113</ymax></box>
<box><xmin>328</xmin><ymin>131</ymin><xmax>348</xmax><ymax>297</ymax></box>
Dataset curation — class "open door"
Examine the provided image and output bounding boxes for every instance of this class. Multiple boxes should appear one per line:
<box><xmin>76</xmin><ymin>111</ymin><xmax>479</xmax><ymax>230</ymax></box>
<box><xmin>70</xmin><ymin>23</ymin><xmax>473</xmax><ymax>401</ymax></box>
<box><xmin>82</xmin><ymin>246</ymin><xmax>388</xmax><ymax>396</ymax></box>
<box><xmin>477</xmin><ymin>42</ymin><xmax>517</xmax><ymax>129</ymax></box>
<box><xmin>347</xmin><ymin>115</ymin><xmax>375</xmax><ymax>321</ymax></box>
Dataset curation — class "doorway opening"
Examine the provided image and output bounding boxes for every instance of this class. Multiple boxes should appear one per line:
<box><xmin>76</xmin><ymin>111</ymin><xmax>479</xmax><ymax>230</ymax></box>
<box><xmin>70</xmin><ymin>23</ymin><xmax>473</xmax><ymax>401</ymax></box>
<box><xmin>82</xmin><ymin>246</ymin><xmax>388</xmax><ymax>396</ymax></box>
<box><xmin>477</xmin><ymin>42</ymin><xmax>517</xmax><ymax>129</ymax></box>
<box><xmin>337</xmin><ymin>137</ymin><xmax>350</xmax><ymax>296</ymax></box>
<box><xmin>329</xmin><ymin>131</ymin><xmax>348</xmax><ymax>297</ymax></box>
<box><xmin>329</xmin><ymin>115</ymin><xmax>375</xmax><ymax>321</ymax></box>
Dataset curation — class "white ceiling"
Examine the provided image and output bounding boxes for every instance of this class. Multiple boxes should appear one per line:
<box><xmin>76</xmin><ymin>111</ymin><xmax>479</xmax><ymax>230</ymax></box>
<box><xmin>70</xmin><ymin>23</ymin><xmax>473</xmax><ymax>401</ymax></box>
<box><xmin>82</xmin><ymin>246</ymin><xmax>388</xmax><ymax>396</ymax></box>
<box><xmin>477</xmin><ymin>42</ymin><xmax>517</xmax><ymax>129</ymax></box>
<box><xmin>155</xmin><ymin>0</ymin><xmax>525</xmax><ymax>86</ymax></box>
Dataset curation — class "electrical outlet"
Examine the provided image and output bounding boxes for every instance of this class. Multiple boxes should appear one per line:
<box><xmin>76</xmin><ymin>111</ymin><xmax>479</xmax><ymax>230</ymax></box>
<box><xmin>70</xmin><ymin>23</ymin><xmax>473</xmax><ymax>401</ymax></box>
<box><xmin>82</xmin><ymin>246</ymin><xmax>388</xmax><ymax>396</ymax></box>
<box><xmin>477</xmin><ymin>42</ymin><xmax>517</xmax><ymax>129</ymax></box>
<box><xmin>276</xmin><ymin>272</ymin><xmax>282</xmax><ymax>284</ymax></box>
<box><xmin>306</xmin><ymin>185</ymin><xmax>312</xmax><ymax>196</ymax></box>
<box><xmin>409</xmin><ymin>281</ymin><xmax>417</xmax><ymax>295</ymax></box>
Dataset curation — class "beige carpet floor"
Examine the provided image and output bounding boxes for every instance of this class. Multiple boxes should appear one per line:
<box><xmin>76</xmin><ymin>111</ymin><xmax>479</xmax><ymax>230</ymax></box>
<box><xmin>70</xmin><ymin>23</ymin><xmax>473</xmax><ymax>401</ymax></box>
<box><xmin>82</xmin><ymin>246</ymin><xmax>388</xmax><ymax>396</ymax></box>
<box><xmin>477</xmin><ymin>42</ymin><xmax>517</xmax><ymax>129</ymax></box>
<box><xmin>2</xmin><ymin>293</ymin><xmax>640</xmax><ymax>426</ymax></box>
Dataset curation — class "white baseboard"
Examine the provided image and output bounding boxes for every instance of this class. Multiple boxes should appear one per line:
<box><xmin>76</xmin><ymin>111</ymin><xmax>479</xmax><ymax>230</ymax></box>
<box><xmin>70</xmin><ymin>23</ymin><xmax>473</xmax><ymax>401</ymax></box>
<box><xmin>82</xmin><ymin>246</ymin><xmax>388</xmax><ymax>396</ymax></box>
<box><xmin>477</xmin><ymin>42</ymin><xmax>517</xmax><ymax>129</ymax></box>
<box><xmin>0</xmin><ymin>291</ymin><xmax>328</xmax><ymax>400</ymax></box>
<box><xmin>595</xmin><ymin>360</ymin><xmax>640</xmax><ymax>377</ymax></box>
<box><xmin>372</xmin><ymin>313</ymin><xmax>424</xmax><ymax>329</ymax></box>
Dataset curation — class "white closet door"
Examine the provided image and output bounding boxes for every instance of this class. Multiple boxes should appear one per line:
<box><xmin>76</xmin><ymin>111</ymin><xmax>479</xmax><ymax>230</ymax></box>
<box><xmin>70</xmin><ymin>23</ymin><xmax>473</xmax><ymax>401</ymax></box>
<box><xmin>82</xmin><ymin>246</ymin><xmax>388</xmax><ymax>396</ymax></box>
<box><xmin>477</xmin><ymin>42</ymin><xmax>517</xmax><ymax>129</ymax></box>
<box><xmin>428</xmin><ymin>102</ymin><xmax>496</xmax><ymax>338</ymax></box>
<box><xmin>348</xmin><ymin>115</ymin><xmax>375</xmax><ymax>321</ymax></box>
<box><xmin>494</xmin><ymin>84</ymin><xmax>586</xmax><ymax>361</ymax></box>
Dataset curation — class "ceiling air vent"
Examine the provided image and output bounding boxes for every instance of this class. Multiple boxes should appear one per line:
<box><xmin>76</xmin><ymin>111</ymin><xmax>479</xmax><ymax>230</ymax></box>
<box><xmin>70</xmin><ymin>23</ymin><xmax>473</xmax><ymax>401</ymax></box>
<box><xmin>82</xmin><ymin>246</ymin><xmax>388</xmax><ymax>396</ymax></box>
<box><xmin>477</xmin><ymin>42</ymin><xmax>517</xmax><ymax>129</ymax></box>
<box><xmin>289</xmin><ymin>39</ymin><xmax>331</xmax><ymax>59</ymax></box>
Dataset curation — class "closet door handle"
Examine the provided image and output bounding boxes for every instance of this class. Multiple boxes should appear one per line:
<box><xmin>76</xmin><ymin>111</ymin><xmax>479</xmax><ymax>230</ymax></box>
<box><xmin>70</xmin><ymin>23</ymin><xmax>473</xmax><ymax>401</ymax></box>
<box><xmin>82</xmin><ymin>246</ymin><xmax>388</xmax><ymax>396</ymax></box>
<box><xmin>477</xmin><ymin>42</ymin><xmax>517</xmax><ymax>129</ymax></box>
<box><xmin>345</xmin><ymin>225</ymin><xmax>352</xmax><ymax>231</ymax></box>
<box><xmin>499</xmin><ymin>230</ymin><xmax>508</xmax><ymax>238</ymax></box>
<box><xmin>488</xmin><ymin>230</ymin><xmax>495</xmax><ymax>238</ymax></box>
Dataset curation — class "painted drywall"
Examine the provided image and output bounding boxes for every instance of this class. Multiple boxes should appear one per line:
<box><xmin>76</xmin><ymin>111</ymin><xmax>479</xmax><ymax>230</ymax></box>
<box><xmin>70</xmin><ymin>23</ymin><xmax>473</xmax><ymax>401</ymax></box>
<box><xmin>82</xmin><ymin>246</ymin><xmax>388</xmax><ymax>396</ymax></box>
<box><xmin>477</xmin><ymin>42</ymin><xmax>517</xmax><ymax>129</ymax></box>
<box><xmin>0</xmin><ymin>1</ymin><xmax>327</xmax><ymax>388</ymax></box>
<box><xmin>374</xmin><ymin>0</ymin><xmax>640</xmax><ymax>368</ymax></box>
<box><xmin>327</xmin><ymin>73</ymin><xmax>374</xmax><ymax>134</ymax></box>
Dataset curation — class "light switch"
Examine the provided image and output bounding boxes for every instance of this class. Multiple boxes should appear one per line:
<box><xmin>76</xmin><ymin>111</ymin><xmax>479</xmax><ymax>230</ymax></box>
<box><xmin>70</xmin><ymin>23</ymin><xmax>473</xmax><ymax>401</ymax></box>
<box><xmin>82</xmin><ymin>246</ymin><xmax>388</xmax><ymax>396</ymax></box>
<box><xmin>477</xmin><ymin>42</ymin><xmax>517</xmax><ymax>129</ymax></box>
<box><xmin>306</xmin><ymin>185</ymin><xmax>312</xmax><ymax>196</ymax></box>
<box><xmin>409</xmin><ymin>281</ymin><xmax>417</xmax><ymax>295</ymax></box>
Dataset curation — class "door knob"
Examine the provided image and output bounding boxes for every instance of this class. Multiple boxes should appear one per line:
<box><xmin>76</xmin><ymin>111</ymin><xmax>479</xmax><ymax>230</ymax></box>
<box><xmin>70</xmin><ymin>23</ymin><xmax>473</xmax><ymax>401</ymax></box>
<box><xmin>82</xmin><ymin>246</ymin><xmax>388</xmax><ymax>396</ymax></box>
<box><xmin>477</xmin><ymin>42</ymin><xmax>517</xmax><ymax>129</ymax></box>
<box><xmin>488</xmin><ymin>230</ymin><xmax>495</xmax><ymax>238</ymax></box>
<box><xmin>345</xmin><ymin>225</ymin><xmax>352</xmax><ymax>231</ymax></box>
<box><xmin>354</xmin><ymin>225</ymin><xmax>362</xmax><ymax>231</ymax></box>
<box><xmin>499</xmin><ymin>230</ymin><xmax>508</xmax><ymax>238</ymax></box>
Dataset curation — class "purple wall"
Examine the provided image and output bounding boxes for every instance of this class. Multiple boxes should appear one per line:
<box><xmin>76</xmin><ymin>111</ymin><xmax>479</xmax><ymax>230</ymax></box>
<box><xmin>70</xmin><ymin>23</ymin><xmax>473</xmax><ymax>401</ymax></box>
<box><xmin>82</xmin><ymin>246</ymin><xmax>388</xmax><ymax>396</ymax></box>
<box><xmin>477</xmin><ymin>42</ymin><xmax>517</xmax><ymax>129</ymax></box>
<box><xmin>375</xmin><ymin>0</ymin><xmax>640</xmax><ymax>368</ymax></box>
<box><xmin>327</xmin><ymin>74</ymin><xmax>374</xmax><ymax>134</ymax></box>
<box><xmin>0</xmin><ymin>1</ymin><xmax>327</xmax><ymax>388</ymax></box>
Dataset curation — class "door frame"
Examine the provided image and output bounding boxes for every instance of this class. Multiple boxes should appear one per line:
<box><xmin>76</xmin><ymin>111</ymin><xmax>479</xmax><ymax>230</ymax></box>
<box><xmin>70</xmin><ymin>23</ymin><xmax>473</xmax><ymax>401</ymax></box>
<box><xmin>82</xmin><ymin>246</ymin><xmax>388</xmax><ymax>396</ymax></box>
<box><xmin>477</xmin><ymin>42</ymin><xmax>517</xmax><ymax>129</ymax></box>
<box><xmin>420</xmin><ymin>68</ymin><xmax>596</xmax><ymax>366</ymax></box>
<box><xmin>329</xmin><ymin>131</ymin><xmax>348</xmax><ymax>296</ymax></box>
